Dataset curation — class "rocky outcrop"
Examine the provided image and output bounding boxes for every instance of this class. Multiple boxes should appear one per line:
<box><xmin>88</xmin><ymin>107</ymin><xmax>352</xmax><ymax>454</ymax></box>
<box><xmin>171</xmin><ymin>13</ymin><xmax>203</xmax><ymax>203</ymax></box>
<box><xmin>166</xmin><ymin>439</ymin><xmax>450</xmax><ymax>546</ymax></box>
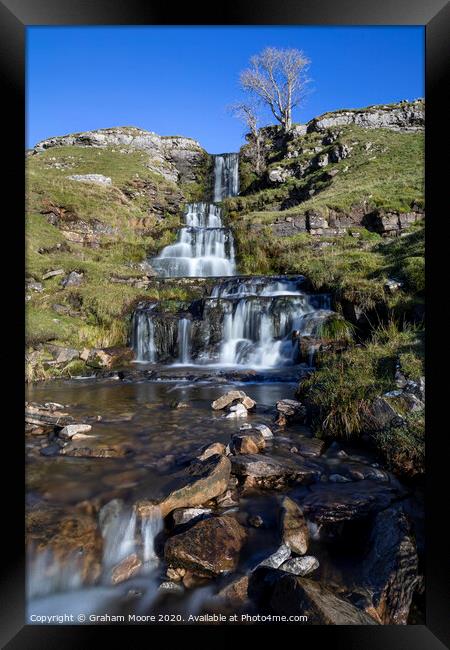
<box><xmin>33</xmin><ymin>126</ymin><xmax>209</xmax><ymax>185</ymax></box>
<box><xmin>307</xmin><ymin>100</ymin><xmax>424</xmax><ymax>133</ymax></box>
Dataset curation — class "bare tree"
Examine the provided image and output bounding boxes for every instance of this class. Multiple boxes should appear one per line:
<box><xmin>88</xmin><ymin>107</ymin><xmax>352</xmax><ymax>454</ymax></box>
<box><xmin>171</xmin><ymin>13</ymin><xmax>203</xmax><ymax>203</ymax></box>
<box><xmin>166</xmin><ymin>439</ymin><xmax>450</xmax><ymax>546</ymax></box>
<box><xmin>240</xmin><ymin>47</ymin><xmax>310</xmax><ymax>133</ymax></box>
<box><xmin>230</xmin><ymin>101</ymin><xmax>264</xmax><ymax>174</ymax></box>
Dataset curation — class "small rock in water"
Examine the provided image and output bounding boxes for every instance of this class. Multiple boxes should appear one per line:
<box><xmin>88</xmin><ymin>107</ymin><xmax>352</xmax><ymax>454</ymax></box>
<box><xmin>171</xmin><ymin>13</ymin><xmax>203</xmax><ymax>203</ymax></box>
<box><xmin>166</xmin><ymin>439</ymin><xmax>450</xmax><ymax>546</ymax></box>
<box><xmin>280</xmin><ymin>556</ymin><xmax>319</xmax><ymax>576</ymax></box>
<box><xmin>329</xmin><ymin>474</ymin><xmax>352</xmax><ymax>483</ymax></box>
<box><xmin>251</xmin><ymin>423</ymin><xmax>274</xmax><ymax>439</ymax></box>
<box><xmin>248</xmin><ymin>515</ymin><xmax>264</xmax><ymax>528</ymax></box>
<box><xmin>258</xmin><ymin>543</ymin><xmax>291</xmax><ymax>569</ymax></box>
<box><xmin>280</xmin><ymin>496</ymin><xmax>309</xmax><ymax>555</ymax></box>
<box><xmin>159</xmin><ymin>581</ymin><xmax>184</xmax><ymax>594</ymax></box>
<box><xmin>225</xmin><ymin>403</ymin><xmax>248</xmax><ymax>419</ymax></box>
<box><xmin>230</xmin><ymin>432</ymin><xmax>265</xmax><ymax>455</ymax></box>
<box><xmin>170</xmin><ymin>400</ymin><xmax>189</xmax><ymax>409</ymax></box>
<box><xmin>111</xmin><ymin>553</ymin><xmax>142</xmax><ymax>585</ymax></box>
<box><xmin>212</xmin><ymin>390</ymin><xmax>255</xmax><ymax>411</ymax></box>
<box><xmin>59</xmin><ymin>423</ymin><xmax>93</xmax><ymax>439</ymax></box>
<box><xmin>166</xmin><ymin>566</ymin><xmax>186</xmax><ymax>582</ymax></box>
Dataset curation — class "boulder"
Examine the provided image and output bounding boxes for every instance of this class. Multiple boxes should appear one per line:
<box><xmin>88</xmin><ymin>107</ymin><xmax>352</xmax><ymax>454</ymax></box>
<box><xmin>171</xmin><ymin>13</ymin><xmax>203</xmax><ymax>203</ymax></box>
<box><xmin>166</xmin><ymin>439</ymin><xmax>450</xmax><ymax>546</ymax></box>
<box><xmin>111</xmin><ymin>553</ymin><xmax>142</xmax><ymax>584</ymax></box>
<box><xmin>67</xmin><ymin>173</ymin><xmax>112</xmax><ymax>185</ymax></box>
<box><xmin>280</xmin><ymin>497</ymin><xmax>309</xmax><ymax>555</ymax></box>
<box><xmin>230</xmin><ymin>431</ymin><xmax>265</xmax><ymax>455</ymax></box>
<box><xmin>270</xmin><ymin>576</ymin><xmax>378</xmax><ymax>624</ymax></box>
<box><xmin>279</xmin><ymin>556</ymin><xmax>319</xmax><ymax>577</ymax></box>
<box><xmin>164</xmin><ymin>515</ymin><xmax>247</xmax><ymax>576</ymax></box>
<box><xmin>61</xmin><ymin>271</ymin><xmax>84</xmax><ymax>288</ymax></box>
<box><xmin>216</xmin><ymin>575</ymin><xmax>249</xmax><ymax>607</ymax></box>
<box><xmin>136</xmin><ymin>454</ymin><xmax>231</xmax><ymax>518</ymax></box>
<box><xmin>276</xmin><ymin>399</ymin><xmax>306</xmax><ymax>426</ymax></box>
<box><xmin>231</xmin><ymin>454</ymin><xmax>322</xmax><ymax>490</ymax></box>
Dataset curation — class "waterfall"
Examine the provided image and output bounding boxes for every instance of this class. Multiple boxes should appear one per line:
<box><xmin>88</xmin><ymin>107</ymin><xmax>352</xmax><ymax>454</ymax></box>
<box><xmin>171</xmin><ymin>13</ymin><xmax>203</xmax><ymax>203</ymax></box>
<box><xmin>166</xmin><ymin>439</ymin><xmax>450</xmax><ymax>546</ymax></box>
<box><xmin>213</xmin><ymin>153</ymin><xmax>239</xmax><ymax>201</ymax></box>
<box><xmin>131</xmin><ymin>306</ymin><xmax>157</xmax><ymax>363</ymax></box>
<box><xmin>177</xmin><ymin>318</ymin><xmax>192</xmax><ymax>365</ymax></box>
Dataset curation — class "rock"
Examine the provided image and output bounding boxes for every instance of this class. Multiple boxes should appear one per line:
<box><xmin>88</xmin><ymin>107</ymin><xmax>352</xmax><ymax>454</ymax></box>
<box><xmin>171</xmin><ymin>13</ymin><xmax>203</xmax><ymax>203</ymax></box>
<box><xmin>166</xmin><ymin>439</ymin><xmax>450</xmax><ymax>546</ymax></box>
<box><xmin>42</xmin><ymin>269</ymin><xmax>65</xmax><ymax>280</ymax></box>
<box><xmin>357</xmin><ymin>505</ymin><xmax>419</xmax><ymax>624</ymax></box>
<box><xmin>270</xmin><ymin>576</ymin><xmax>378</xmax><ymax>624</ymax></box>
<box><xmin>172</xmin><ymin>508</ymin><xmax>213</xmax><ymax>527</ymax></box>
<box><xmin>276</xmin><ymin>399</ymin><xmax>306</xmax><ymax>426</ymax></box>
<box><xmin>231</xmin><ymin>454</ymin><xmax>322</xmax><ymax>490</ymax></box>
<box><xmin>329</xmin><ymin>474</ymin><xmax>352</xmax><ymax>483</ymax></box>
<box><xmin>216</xmin><ymin>575</ymin><xmax>249</xmax><ymax>607</ymax></box>
<box><xmin>182</xmin><ymin>571</ymin><xmax>210</xmax><ymax>589</ymax></box>
<box><xmin>165</xmin><ymin>515</ymin><xmax>247</xmax><ymax>576</ymax></box>
<box><xmin>230</xmin><ymin>431</ymin><xmax>265</xmax><ymax>455</ymax></box>
<box><xmin>137</xmin><ymin>454</ymin><xmax>231</xmax><ymax>518</ymax></box>
<box><xmin>25</xmin><ymin>402</ymin><xmax>74</xmax><ymax>428</ymax></box>
<box><xmin>296</xmin><ymin>438</ymin><xmax>325</xmax><ymax>457</ymax></box>
<box><xmin>308</xmin><ymin>101</ymin><xmax>424</xmax><ymax>133</ymax></box>
<box><xmin>40</xmin><ymin>442</ymin><xmax>63</xmax><ymax>457</ymax></box>
<box><xmin>111</xmin><ymin>553</ymin><xmax>142</xmax><ymax>584</ymax></box>
<box><xmin>248</xmin><ymin>515</ymin><xmax>264</xmax><ymax>528</ymax></box>
<box><xmin>60</xmin><ymin>443</ymin><xmax>133</xmax><ymax>458</ymax></box>
<box><xmin>59</xmin><ymin>424</ymin><xmax>93</xmax><ymax>440</ymax></box>
<box><xmin>67</xmin><ymin>173</ymin><xmax>112</xmax><ymax>185</ymax></box>
<box><xmin>300</xmin><ymin>481</ymin><xmax>401</xmax><ymax>524</ymax></box>
<box><xmin>61</xmin><ymin>271</ymin><xmax>84</xmax><ymax>288</ymax></box>
<box><xmin>384</xmin><ymin>278</ymin><xmax>403</xmax><ymax>293</ymax></box>
<box><xmin>225</xmin><ymin>403</ymin><xmax>248</xmax><ymax>419</ymax></box>
<box><xmin>26</xmin><ymin>279</ymin><xmax>43</xmax><ymax>292</ymax></box>
<box><xmin>249</xmin><ymin>423</ymin><xmax>273</xmax><ymax>439</ymax></box>
<box><xmin>211</xmin><ymin>390</ymin><xmax>254</xmax><ymax>411</ymax></box>
<box><xmin>258</xmin><ymin>543</ymin><xmax>291</xmax><ymax>569</ymax></box>
<box><xmin>166</xmin><ymin>566</ymin><xmax>186</xmax><ymax>582</ymax></box>
<box><xmin>84</xmin><ymin>346</ymin><xmax>134</xmax><ymax>369</ymax></box>
<box><xmin>280</xmin><ymin>556</ymin><xmax>319</xmax><ymax>576</ymax></box>
<box><xmin>280</xmin><ymin>497</ymin><xmax>309</xmax><ymax>555</ymax></box>
<box><xmin>197</xmin><ymin>442</ymin><xmax>226</xmax><ymax>461</ymax></box>
<box><xmin>169</xmin><ymin>400</ymin><xmax>189</xmax><ymax>409</ymax></box>
<box><xmin>159</xmin><ymin>581</ymin><xmax>184</xmax><ymax>593</ymax></box>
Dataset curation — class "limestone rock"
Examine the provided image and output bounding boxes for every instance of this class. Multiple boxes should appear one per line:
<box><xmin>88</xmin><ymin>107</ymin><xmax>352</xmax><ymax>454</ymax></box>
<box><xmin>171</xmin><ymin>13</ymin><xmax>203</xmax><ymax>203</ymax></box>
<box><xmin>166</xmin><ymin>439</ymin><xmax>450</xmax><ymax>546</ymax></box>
<box><xmin>280</xmin><ymin>556</ymin><xmax>319</xmax><ymax>576</ymax></box>
<box><xmin>59</xmin><ymin>423</ymin><xmax>93</xmax><ymax>440</ymax></box>
<box><xmin>197</xmin><ymin>442</ymin><xmax>226</xmax><ymax>461</ymax></box>
<box><xmin>230</xmin><ymin>431</ymin><xmax>265</xmax><ymax>455</ymax></box>
<box><xmin>165</xmin><ymin>515</ymin><xmax>247</xmax><ymax>576</ymax></box>
<box><xmin>231</xmin><ymin>454</ymin><xmax>322</xmax><ymax>489</ymax></box>
<box><xmin>258</xmin><ymin>544</ymin><xmax>291</xmax><ymax>569</ymax></box>
<box><xmin>111</xmin><ymin>553</ymin><xmax>142</xmax><ymax>584</ymax></box>
<box><xmin>172</xmin><ymin>508</ymin><xmax>213</xmax><ymax>527</ymax></box>
<box><xmin>67</xmin><ymin>173</ymin><xmax>112</xmax><ymax>185</ymax></box>
<box><xmin>211</xmin><ymin>390</ymin><xmax>254</xmax><ymax>411</ymax></box>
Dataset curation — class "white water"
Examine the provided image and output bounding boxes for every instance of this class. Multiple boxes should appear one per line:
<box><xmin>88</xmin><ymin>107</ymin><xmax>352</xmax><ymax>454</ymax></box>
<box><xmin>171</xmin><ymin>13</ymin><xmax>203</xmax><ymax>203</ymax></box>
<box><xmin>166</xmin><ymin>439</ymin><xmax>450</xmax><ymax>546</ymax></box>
<box><xmin>131</xmin><ymin>305</ymin><xmax>157</xmax><ymax>363</ymax></box>
<box><xmin>152</xmin><ymin>152</ymin><xmax>239</xmax><ymax>278</ymax></box>
<box><xmin>177</xmin><ymin>318</ymin><xmax>192</xmax><ymax>364</ymax></box>
<box><xmin>27</xmin><ymin>502</ymin><xmax>164</xmax><ymax>620</ymax></box>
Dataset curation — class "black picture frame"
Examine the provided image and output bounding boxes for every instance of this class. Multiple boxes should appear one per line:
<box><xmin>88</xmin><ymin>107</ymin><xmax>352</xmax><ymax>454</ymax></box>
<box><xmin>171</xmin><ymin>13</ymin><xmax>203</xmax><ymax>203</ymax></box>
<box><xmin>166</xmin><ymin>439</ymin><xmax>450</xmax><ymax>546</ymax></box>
<box><xmin>2</xmin><ymin>0</ymin><xmax>449</xmax><ymax>646</ymax></box>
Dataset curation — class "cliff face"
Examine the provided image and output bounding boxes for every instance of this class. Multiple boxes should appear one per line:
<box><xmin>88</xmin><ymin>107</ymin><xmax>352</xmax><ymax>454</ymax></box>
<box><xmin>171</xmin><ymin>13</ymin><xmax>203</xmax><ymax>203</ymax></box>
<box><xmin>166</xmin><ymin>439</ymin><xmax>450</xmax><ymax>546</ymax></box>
<box><xmin>32</xmin><ymin>126</ymin><xmax>209</xmax><ymax>185</ymax></box>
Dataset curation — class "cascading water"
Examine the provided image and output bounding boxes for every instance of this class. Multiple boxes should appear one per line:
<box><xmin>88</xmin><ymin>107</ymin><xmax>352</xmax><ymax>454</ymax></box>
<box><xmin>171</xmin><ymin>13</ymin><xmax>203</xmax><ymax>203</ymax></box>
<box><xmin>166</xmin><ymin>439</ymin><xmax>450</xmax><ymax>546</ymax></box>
<box><xmin>132</xmin><ymin>153</ymin><xmax>336</xmax><ymax>369</ymax></box>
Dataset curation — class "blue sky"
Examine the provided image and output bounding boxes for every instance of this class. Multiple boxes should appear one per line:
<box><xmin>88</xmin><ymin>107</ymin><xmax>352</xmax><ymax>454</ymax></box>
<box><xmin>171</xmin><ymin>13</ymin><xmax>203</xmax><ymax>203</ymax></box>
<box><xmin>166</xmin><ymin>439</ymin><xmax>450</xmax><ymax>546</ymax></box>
<box><xmin>26</xmin><ymin>26</ymin><xmax>424</xmax><ymax>153</ymax></box>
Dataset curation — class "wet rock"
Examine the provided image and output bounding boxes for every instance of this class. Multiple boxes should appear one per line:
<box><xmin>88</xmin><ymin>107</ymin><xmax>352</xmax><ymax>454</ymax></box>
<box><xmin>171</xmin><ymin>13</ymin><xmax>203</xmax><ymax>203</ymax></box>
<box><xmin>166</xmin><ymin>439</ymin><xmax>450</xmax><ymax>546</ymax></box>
<box><xmin>59</xmin><ymin>424</ymin><xmax>93</xmax><ymax>440</ymax></box>
<box><xmin>276</xmin><ymin>399</ymin><xmax>306</xmax><ymax>426</ymax></box>
<box><xmin>230</xmin><ymin>431</ymin><xmax>265</xmax><ymax>455</ymax></box>
<box><xmin>248</xmin><ymin>515</ymin><xmax>264</xmax><ymax>528</ymax></box>
<box><xmin>172</xmin><ymin>508</ymin><xmax>213</xmax><ymax>527</ymax></box>
<box><xmin>270</xmin><ymin>576</ymin><xmax>378</xmax><ymax>624</ymax></box>
<box><xmin>40</xmin><ymin>442</ymin><xmax>63</xmax><ymax>457</ymax></box>
<box><xmin>258</xmin><ymin>543</ymin><xmax>291</xmax><ymax>569</ymax></box>
<box><xmin>211</xmin><ymin>390</ymin><xmax>255</xmax><ymax>411</ymax></box>
<box><xmin>329</xmin><ymin>474</ymin><xmax>352</xmax><ymax>483</ymax></box>
<box><xmin>137</xmin><ymin>454</ymin><xmax>231</xmax><ymax>518</ymax></box>
<box><xmin>296</xmin><ymin>437</ymin><xmax>325</xmax><ymax>457</ymax></box>
<box><xmin>280</xmin><ymin>556</ymin><xmax>319</xmax><ymax>576</ymax></box>
<box><xmin>25</xmin><ymin>402</ymin><xmax>74</xmax><ymax>428</ymax></box>
<box><xmin>60</xmin><ymin>442</ymin><xmax>133</xmax><ymax>458</ymax></box>
<box><xmin>300</xmin><ymin>481</ymin><xmax>401</xmax><ymax>524</ymax></box>
<box><xmin>357</xmin><ymin>505</ymin><xmax>419</xmax><ymax>624</ymax></box>
<box><xmin>216</xmin><ymin>575</ymin><xmax>249</xmax><ymax>607</ymax></box>
<box><xmin>165</xmin><ymin>515</ymin><xmax>247</xmax><ymax>576</ymax></box>
<box><xmin>197</xmin><ymin>442</ymin><xmax>226</xmax><ymax>460</ymax></box>
<box><xmin>182</xmin><ymin>571</ymin><xmax>211</xmax><ymax>589</ymax></box>
<box><xmin>225</xmin><ymin>403</ymin><xmax>248</xmax><ymax>419</ymax></box>
<box><xmin>169</xmin><ymin>400</ymin><xmax>190</xmax><ymax>409</ymax></box>
<box><xmin>231</xmin><ymin>454</ymin><xmax>322</xmax><ymax>490</ymax></box>
<box><xmin>166</xmin><ymin>566</ymin><xmax>186</xmax><ymax>582</ymax></box>
<box><xmin>249</xmin><ymin>423</ymin><xmax>274</xmax><ymax>439</ymax></box>
<box><xmin>111</xmin><ymin>553</ymin><xmax>142</xmax><ymax>585</ymax></box>
<box><xmin>280</xmin><ymin>497</ymin><xmax>309</xmax><ymax>555</ymax></box>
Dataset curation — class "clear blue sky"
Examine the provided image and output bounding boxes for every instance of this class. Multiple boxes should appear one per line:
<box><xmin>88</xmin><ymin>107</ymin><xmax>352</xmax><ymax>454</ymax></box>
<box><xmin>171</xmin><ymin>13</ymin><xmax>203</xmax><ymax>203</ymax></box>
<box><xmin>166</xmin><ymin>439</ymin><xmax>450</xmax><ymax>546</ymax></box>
<box><xmin>26</xmin><ymin>26</ymin><xmax>424</xmax><ymax>153</ymax></box>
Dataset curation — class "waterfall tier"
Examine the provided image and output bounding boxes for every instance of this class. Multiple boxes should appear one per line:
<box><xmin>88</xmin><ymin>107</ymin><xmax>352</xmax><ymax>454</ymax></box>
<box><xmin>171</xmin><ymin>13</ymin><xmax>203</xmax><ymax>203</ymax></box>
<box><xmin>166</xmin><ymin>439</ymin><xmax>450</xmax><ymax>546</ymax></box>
<box><xmin>152</xmin><ymin>153</ymin><xmax>238</xmax><ymax>278</ymax></box>
<box><xmin>131</xmin><ymin>276</ymin><xmax>334</xmax><ymax>369</ymax></box>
